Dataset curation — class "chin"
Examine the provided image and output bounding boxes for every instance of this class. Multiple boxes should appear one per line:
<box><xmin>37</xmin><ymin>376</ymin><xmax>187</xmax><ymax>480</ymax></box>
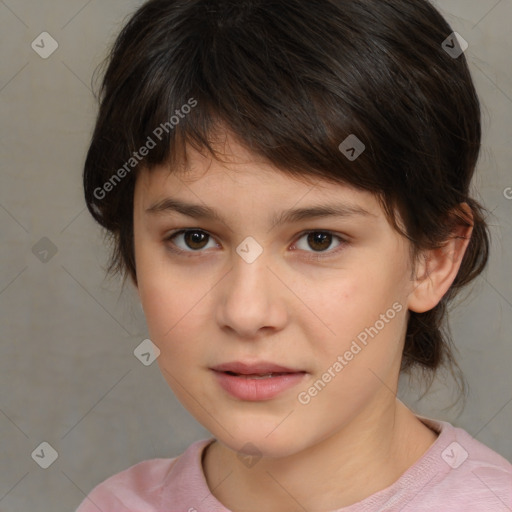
<box><xmin>214</xmin><ymin>427</ymin><xmax>305</xmax><ymax>460</ymax></box>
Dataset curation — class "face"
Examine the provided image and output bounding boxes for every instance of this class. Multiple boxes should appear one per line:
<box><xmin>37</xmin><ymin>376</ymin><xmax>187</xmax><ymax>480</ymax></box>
<box><xmin>133</xmin><ymin>134</ymin><xmax>416</xmax><ymax>458</ymax></box>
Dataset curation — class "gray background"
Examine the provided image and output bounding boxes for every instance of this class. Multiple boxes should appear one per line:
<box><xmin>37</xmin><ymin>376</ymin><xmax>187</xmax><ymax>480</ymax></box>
<box><xmin>0</xmin><ymin>0</ymin><xmax>511</xmax><ymax>510</ymax></box>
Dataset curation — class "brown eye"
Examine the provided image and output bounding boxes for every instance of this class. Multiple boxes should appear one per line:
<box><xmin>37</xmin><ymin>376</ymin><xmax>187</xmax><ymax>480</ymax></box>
<box><xmin>181</xmin><ymin>230</ymin><xmax>209</xmax><ymax>250</ymax></box>
<box><xmin>164</xmin><ymin>228</ymin><xmax>348</xmax><ymax>260</ymax></box>
<box><xmin>294</xmin><ymin>231</ymin><xmax>343</xmax><ymax>253</ymax></box>
<box><xmin>292</xmin><ymin>231</ymin><xmax>348</xmax><ymax>261</ymax></box>
<box><xmin>164</xmin><ymin>229</ymin><xmax>215</xmax><ymax>253</ymax></box>
<box><xmin>306</xmin><ymin>232</ymin><xmax>333</xmax><ymax>252</ymax></box>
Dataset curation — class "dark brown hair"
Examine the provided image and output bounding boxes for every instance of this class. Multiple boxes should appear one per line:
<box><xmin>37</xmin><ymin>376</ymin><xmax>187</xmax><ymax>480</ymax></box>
<box><xmin>83</xmin><ymin>0</ymin><xmax>490</xmax><ymax>385</ymax></box>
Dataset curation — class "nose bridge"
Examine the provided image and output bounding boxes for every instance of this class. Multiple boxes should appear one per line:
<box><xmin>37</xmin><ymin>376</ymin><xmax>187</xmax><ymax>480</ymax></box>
<box><xmin>217</xmin><ymin>239</ymin><xmax>285</xmax><ymax>336</ymax></box>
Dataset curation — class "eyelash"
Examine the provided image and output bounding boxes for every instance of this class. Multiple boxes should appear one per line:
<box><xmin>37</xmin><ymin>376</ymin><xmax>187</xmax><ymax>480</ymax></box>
<box><xmin>162</xmin><ymin>229</ymin><xmax>348</xmax><ymax>261</ymax></box>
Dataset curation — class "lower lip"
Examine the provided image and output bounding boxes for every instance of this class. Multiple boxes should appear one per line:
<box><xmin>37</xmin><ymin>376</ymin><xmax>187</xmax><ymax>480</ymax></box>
<box><xmin>212</xmin><ymin>370</ymin><xmax>307</xmax><ymax>401</ymax></box>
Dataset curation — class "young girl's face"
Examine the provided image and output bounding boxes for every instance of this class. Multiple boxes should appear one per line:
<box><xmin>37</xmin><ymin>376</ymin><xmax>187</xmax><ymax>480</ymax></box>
<box><xmin>133</xmin><ymin>134</ymin><xmax>418</xmax><ymax>457</ymax></box>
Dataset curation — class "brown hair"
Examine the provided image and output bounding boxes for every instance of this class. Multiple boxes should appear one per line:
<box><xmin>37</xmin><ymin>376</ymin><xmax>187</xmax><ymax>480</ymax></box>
<box><xmin>83</xmin><ymin>0</ymin><xmax>490</xmax><ymax>386</ymax></box>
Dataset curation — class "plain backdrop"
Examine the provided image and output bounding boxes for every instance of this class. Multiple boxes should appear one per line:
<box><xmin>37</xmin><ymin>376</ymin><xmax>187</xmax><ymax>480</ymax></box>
<box><xmin>0</xmin><ymin>0</ymin><xmax>511</xmax><ymax>510</ymax></box>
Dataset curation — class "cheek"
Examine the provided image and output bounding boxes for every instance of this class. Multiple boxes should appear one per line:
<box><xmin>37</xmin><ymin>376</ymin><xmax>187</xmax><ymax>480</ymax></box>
<box><xmin>135</xmin><ymin>235</ymin><xmax>180</xmax><ymax>327</ymax></box>
<box><xmin>312</xmin><ymin>268</ymin><xmax>397</xmax><ymax>336</ymax></box>
<box><xmin>136</xmin><ymin>254</ymin><xmax>211</xmax><ymax>368</ymax></box>
<box><xmin>136</xmin><ymin>258</ymin><xmax>182</xmax><ymax>343</ymax></box>
<box><xmin>141</xmin><ymin>287</ymin><xmax>205</xmax><ymax>387</ymax></box>
<box><xmin>308</xmin><ymin>268</ymin><xmax>407</xmax><ymax>372</ymax></box>
<box><xmin>139</xmin><ymin>280</ymin><xmax>194</xmax><ymax>346</ymax></box>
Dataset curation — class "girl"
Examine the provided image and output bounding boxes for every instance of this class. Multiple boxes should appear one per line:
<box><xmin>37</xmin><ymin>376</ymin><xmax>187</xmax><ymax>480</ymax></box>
<box><xmin>77</xmin><ymin>0</ymin><xmax>512</xmax><ymax>510</ymax></box>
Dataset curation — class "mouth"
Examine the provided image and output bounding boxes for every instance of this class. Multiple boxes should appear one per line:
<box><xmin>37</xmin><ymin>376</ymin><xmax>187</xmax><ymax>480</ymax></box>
<box><xmin>220</xmin><ymin>371</ymin><xmax>303</xmax><ymax>379</ymax></box>
<box><xmin>210</xmin><ymin>362</ymin><xmax>308</xmax><ymax>401</ymax></box>
<box><xmin>210</xmin><ymin>361</ymin><xmax>305</xmax><ymax>375</ymax></box>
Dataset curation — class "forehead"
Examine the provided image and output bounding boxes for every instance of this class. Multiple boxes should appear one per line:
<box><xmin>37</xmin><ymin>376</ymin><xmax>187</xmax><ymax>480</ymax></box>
<box><xmin>135</xmin><ymin>134</ymin><xmax>384</xmax><ymax>219</ymax></box>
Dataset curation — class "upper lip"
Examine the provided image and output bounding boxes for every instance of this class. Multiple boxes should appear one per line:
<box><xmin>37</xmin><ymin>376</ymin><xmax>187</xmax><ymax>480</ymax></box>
<box><xmin>211</xmin><ymin>361</ymin><xmax>304</xmax><ymax>374</ymax></box>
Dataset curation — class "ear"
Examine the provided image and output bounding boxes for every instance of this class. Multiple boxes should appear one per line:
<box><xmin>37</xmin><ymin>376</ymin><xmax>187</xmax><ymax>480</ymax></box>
<box><xmin>407</xmin><ymin>203</ymin><xmax>473</xmax><ymax>313</ymax></box>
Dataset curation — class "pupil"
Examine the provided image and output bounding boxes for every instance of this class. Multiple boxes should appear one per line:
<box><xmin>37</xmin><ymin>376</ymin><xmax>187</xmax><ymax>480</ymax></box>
<box><xmin>309</xmin><ymin>232</ymin><xmax>331</xmax><ymax>251</ymax></box>
<box><xmin>186</xmin><ymin>231</ymin><xmax>207</xmax><ymax>250</ymax></box>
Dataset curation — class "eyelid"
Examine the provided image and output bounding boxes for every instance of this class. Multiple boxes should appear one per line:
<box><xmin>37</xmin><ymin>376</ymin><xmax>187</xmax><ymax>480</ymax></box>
<box><xmin>163</xmin><ymin>228</ymin><xmax>349</xmax><ymax>260</ymax></box>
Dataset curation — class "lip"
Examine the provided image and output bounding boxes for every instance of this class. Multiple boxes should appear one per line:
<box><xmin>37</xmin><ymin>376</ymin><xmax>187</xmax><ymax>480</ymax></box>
<box><xmin>210</xmin><ymin>361</ymin><xmax>307</xmax><ymax>401</ymax></box>
<box><xmin>210</xmin><ymin>361</ymin><xmax>303</xmax><ymax>374</ymax></box>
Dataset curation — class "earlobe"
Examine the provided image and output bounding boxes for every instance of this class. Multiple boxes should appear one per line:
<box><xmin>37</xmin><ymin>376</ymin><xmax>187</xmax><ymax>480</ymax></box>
<box><xmin>407</xmin><ymin>204</ymin><xmax>473</xmax><ymax>313</ymax></box>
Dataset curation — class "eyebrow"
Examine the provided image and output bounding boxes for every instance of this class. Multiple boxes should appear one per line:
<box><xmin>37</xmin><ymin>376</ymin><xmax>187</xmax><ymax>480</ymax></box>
<box><xmin>145</xmin><ymin>197</ymin><xmax>375</xmax><ymax>230</ymax></box>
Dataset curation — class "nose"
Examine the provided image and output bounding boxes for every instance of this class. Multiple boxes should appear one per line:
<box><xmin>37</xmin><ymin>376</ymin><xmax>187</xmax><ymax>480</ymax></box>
<box><xmin>215</xmin><ymin>248</ymin><xmax>288</xmax><ymax>339</ymax></box>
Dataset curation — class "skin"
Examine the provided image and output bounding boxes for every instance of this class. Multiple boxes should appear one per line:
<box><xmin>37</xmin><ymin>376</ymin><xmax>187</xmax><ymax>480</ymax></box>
<box><xmin>132</xmin><ymin>132</ymin><xmax>472</xmax><ymax>512</ymax></box>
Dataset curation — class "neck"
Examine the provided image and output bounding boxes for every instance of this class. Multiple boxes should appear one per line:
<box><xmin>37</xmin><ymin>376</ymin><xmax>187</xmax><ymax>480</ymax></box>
<box><xmin>202</xmin><ymin>399</ymin><xmax>438</xmax><ymax>512</ymax></box>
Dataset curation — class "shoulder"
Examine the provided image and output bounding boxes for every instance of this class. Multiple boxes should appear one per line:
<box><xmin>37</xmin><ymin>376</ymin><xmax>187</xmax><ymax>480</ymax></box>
<box><xmin>417</xmin><ymin>418</ymin><xmax>512</xmax><ymax>510</ymax></box>
<box><xmin>443</xmin><ymin>422</ymin><xmax>512</xmax><ymax>492</ymax></box>
<box><xmin>74</xmin><ymin>438</ymin><xmax>214</xmax><ymax>512</ymax></box>
<box><xmin>74</xmin><ymin>458</ymin><xmax>177</xmax><ymax>512</ymax></box>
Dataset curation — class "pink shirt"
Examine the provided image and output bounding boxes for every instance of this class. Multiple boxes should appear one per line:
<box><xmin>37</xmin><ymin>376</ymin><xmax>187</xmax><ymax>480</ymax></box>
<box><xmin>75</xmin><ymin>417</ymin><xmax>512</xmax><ymax>511</ymax></box>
